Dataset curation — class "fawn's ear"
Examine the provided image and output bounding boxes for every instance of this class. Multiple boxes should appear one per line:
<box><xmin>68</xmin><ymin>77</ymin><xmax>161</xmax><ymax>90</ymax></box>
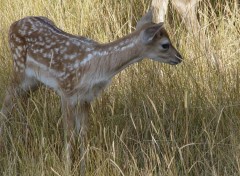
<box><xmin>141</xmin><ymin>23</ymin><xmax>164</xmax><ymax>44</ymax></box>
<box><xmin>136</xmin><ymin>9</ymin><xmax>153</xmax><ymax>30</ymax></box>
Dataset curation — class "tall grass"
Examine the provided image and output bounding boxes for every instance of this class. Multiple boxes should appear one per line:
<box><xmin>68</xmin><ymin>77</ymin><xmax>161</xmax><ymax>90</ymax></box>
<box><xmin>0</xmin><ymin>0</ymin><xmax>240</xmax><ymax>175</ymax></box>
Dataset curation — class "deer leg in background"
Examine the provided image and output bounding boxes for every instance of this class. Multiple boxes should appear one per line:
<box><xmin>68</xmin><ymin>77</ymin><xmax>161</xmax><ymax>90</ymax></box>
<box><xmin>150</xmin><ymin>0</ymin><xmax>202</xmax><ymax>43</ymax></box>
<box><xmin>150</xmin><ymin>0</ymin><xmax>201</xmax><ymax>43</ymax></box>
<box><xmin>172</xmin><ymin>0</ymin><xmax>221</xmax><ymax>68</ymax></box>
<box><xmin>151</xmin><ymin>0</ymin><xmax>170</xmax><ymax>23</ymax></box>
<box><xmin>171</xmin><ymin>0</ymin><xmax>211</xmax><ymax>56</ymax></box>
<box><xmin>172</xmin><ymin>0</ymin><xmax>201</xmax><ymax>35</ymax></box>
<box><xmin>137</xmin><ymin>0</ymin><xmax>169</xmax><ymax>29</ymax></box>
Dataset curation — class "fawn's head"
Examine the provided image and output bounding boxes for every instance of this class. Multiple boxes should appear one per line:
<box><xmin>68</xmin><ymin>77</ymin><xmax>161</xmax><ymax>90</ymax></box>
<box><xmin>136</xmin><ymin>10</ymin><xmax>182</xmax><ymax>65</ymax></box>
<box><xmin>139</xmin><ymin>23</ymin><xmax>182</xmax><ymax>65</ymax></box>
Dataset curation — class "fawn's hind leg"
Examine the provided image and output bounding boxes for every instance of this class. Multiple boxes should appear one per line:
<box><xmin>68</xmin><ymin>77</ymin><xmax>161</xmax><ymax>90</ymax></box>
<box><xmin>0</xmin><ymin>72</ymin><xmax>40</xmax><ymax>150</ymax></box>
<box><xmin>0</xmin><ymin>29</ymin><xmax>41</xmax><ymax>148</ymax></box>
<box><xmin>1</xmin><ymin>72</ymin><xmax>40</xmax><ymax>117</ymax></box>
<box><xmin>1</xmin><ymin>28</ymin><xmax>42</xmax><ymax>116</ymax></box>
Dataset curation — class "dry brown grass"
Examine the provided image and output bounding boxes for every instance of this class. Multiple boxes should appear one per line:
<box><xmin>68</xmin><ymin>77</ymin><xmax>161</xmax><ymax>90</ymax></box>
<box><xmin>0</xmin><ymin>0</ymin><xmax>240</xmax><ymax>175</ymax></box>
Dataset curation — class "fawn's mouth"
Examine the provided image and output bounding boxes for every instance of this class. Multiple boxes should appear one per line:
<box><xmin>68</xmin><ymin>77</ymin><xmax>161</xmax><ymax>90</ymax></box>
<box><xmin>169</xmin><ymin>60</ymin><xmax>181</xmax><ymax>65</ymax></box>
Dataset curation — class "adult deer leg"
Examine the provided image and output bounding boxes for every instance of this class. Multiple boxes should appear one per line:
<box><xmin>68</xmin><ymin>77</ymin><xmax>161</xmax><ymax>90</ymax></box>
<box><xmin>172</xmin><ymin>0</ymin><xmax>201</xmax><ymax>35</ymax></box>
<box><xmin>151</xmin><ymin>0</ymin><xmax>170</xmax><ymax>23</ymax></box>
<box><xmin>172</xmin><ymin>0</ymin><xmax>219</xmax><ymax>66</ymax></box>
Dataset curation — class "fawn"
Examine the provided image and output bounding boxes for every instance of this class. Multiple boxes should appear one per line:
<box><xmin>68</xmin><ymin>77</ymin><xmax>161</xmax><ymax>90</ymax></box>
<box><xmin>1</xmin><ymin>11</ymin><xmax>182</xmax><ymax>173</ymax></box>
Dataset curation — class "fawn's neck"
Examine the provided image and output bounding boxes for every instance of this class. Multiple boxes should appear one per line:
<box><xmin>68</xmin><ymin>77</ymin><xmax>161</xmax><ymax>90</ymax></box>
<box><xmin>85</xmin><ymin>31</ymin><xmax>143</xmax><ymax>78</ymax></box>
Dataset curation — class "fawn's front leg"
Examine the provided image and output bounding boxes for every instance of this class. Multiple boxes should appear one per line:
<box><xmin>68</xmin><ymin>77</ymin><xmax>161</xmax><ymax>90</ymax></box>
<box><xmin>75</xmin><ymin>102</ymin><xmax>90</xmax><ymax>137</ymax></box>
<box><xmin>61</xmin><ymin>97</ymin><xmax>90</xmax><ymax>175</ymax></box>
<box><xmin>61</xmin><ymin>97</ymin><xmax>75</xmax><ymax>172</ymax></box>
<box><xmin>75</xmin><ymin>101</ymin><xmax>90</xmax><ymax>175</ymax></box>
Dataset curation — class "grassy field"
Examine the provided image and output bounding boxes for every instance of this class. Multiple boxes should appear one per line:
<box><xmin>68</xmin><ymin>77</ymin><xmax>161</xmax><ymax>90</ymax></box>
<box><xmin>0</xmin><ymin>0</ymin><xmax>240</xmax><ymax>175</ymax></box>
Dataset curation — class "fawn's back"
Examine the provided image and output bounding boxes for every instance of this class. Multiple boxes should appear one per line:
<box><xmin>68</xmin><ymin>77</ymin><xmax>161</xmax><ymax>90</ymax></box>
<box><xmin>9</xmin><ymin>17</ymin><xmax>101</xmax><ymax>96</ymax></box>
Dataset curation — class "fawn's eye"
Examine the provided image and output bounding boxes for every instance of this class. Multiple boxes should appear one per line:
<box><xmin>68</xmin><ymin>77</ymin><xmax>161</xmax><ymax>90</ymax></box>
<box><xmin>161</xmin><ymin>43</ymin><xmax>170</xmax><ymax>50</ymax></box>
